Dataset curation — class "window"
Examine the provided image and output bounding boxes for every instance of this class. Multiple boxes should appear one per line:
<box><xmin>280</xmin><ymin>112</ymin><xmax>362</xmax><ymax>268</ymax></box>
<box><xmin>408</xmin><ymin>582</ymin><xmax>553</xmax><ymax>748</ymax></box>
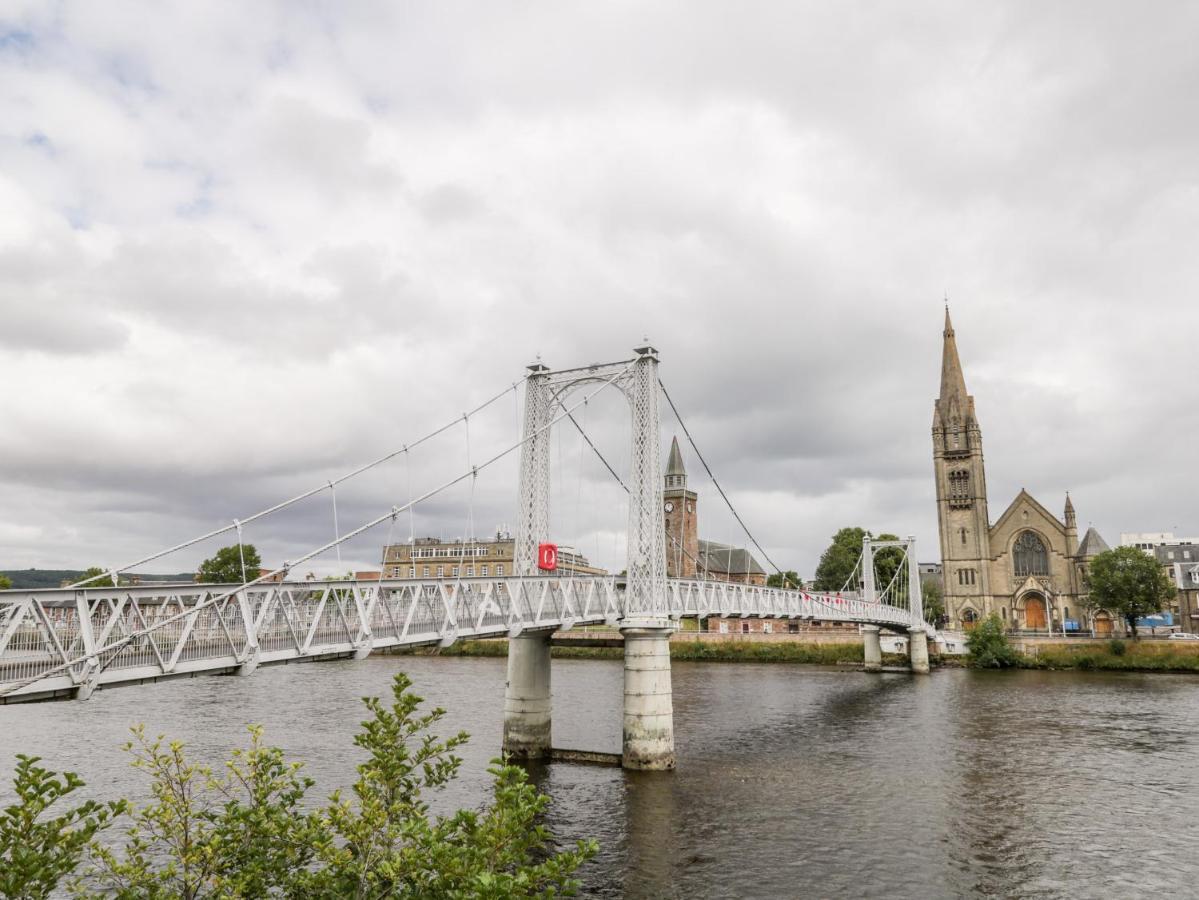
<box><xmin>466</xmin><ymin>566</ymin><xmax>474</xmax><ymax>576</ymax></box>
<box><xmin>961</xmin><ymin>527</ymin><xmax>967</xmax><ymax>545</ymax></box>
<box><xmin>451</xmin><ymin>566</ymin><xmax>459</xmax><ymax>577</ymax></box>
<box><xmin>719</xmin><ymin>620</ymin><xmax>729</xmax><ymax>634</ymax></box>
<box><xmin>1168</xmin><ymin>551</ymin><xmax>1175</xmax><ymax>560</ymax></box>
<box><xmin>762</xmin><ymin>621</ymin><xmax>773</xmax><ymax>634</ymax></box>
<box><xmin>1064</xmin><ymin>605</ymin><xmax>1070</xmax><ymax>619</ymax></box>
<box><xmin>948</xmin><ymin>469</ymin><xmax>971</xmax><ymax>508</ymax></box>
<box><xmin>788</xmin><ymin>622</ymin><xmax>799</xmax><ymax>634</ymax></box>
<box><xmin>1013</xmin><ymin>531</ymin><xmax>1049</xmax><ymax>576</ymax></box>
<box><xmin>957</xmin><ymin>568</ymin><xmax>977</xmax><ymax>586</ymax></box>
<box><xmin>422</xmin><ymin>566</ymin><xmax>429</xmax><ymax>577</ymax></box>
<box><xmin>436</xmin><ymin>566</ymin><xmax>444</xmax><ymax>577</ymax></box>
<box><xmin>741</xmin><ymin>622</ymin><xmax>750</xmax><ymax>633</ymax></box>
<box><xmin>496</xmin><ymin>564</ymin><xmax>504</xmax><ymax>576</ymax></box>
<box><xmin>481</xmin><ymin>565</ymin><xmax>489</xmax><ymax>576</ymax></box>
<box><xmin>409</xmin><ymin>566</ymin><xmax>415</xmax><ymax>578</ymax></box>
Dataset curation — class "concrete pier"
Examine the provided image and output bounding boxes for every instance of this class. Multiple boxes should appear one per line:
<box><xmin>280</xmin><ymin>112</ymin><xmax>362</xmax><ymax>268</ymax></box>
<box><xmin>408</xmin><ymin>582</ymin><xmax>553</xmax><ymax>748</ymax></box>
<box><xmin>908</xmin><ymin>627</ymin><xmax>930</xmax><ymax>674</ymax></box>
<box><xmin>502</xmin><ymin>630</ymin><xmax>553</xmax><ymax>759</ymax></box>
<box><xmin>862</xmin><ymin>626</ymin><xmax>882</xmax><ymax>672</ymax></box>
<box><xmin>621</xmin><ymin>620</ymin><xmax>676</xmax><ymax>770</ymax></box>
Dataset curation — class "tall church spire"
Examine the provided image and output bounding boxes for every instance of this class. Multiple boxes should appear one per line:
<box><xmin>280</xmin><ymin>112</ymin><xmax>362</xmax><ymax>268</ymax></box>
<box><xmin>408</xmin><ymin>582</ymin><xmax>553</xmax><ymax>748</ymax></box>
<box><xmin>939</xmin><ymin>305</ymin><xmax>970</xmax><ymax>408</ymax></box>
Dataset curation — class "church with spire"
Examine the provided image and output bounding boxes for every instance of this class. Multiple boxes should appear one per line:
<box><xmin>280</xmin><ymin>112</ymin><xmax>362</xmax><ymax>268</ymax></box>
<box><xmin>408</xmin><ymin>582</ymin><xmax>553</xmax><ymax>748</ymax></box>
<box><xmin>933</xmin><ymin>309</ymin><xmax>1115</xmax><ymax>634</ymax></box>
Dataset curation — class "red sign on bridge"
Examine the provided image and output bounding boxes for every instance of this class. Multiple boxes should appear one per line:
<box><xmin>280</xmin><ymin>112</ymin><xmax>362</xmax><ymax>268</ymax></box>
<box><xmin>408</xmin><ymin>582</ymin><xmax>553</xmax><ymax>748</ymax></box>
<box><xmin>537</xmin><ymin>543</ymin><xmax>558</xmax><ymax>571</ymax></box>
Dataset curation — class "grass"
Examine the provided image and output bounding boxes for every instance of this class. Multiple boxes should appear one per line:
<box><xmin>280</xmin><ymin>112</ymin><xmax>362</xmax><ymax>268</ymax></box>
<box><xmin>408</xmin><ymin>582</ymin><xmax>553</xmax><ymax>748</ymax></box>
<box><xmin>427</xmin><ymin>638</ymin><xmax>904</xmax><ymax>666</ymax></box>
<box><xmin>1018</xmin><ymin>640</ymin><xmax>1199</xmax><ymax>673</ymax></box>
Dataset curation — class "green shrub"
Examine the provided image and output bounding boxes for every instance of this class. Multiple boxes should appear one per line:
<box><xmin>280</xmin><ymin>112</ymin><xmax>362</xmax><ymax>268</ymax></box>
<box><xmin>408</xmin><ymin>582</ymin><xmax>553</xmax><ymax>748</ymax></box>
<box><xmin>0</xmin><ymin>757</ymin><xmax>123</xmax><ymax>900</ymax></box>
<box><xmin>966</xmin><ymin>614</ymin><xmax>1021</xmax><ymax>668</ymax></box>
<box><xmin>3</xmin><ymin>674</ymin><xmax>597</xmax><ymax>899</ymax></box>
<box><xmin>1108</xmin><ymin>639</ymin><xmax>1127</xmax><ymax>656</ymax></box>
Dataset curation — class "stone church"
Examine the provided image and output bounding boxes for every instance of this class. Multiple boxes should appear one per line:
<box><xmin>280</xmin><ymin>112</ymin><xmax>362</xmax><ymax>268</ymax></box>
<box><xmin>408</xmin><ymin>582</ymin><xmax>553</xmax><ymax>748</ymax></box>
<box><xmin>933</xmin><ymin>310</ymin><xmax>1117</xmax><ymax>634</ymax></box>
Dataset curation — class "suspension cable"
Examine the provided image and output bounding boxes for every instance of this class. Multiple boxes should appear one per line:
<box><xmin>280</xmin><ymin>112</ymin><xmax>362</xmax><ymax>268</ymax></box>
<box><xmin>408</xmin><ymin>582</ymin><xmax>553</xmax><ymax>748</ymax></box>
<box><xmin>4</xmin><ymin>362</ymin><xmax>635</xmax><ymax>697</ymax></box>
<box><xmin>658</xmin><ymin>378</ymin><xmax>787</xmax><ymax>577</ymax></box>
<box><xmin>553</xmin><ymin>396</ymin><xmax>721</xmax><ymax>583</ymax></box>
<box><xmin>68</xmin><ymin>378</ymin><xmax>524</xmax><ymax>589</ymax></box>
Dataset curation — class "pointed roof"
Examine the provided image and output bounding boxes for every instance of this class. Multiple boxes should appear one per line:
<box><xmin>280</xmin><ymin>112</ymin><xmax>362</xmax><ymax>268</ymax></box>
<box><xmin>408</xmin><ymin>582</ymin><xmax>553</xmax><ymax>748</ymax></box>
<box><xmin>665</xmin><ymin>435</ymin><xmax>686</xmax><ymax>478</ymax></box>
<box><xmin>1064</xmin><ymin>493</ymin><xmax>1075</xmax><ymax>515</ymax></box>
<box><xmin>939</xmin><ymin>306</ymin><xmax>970</xmax><ymax>409</ymax></box>
<box><xmin>1077</xmin><ymin>527</ymin><xmax>1110</xmax><ymax>558</ymax></box>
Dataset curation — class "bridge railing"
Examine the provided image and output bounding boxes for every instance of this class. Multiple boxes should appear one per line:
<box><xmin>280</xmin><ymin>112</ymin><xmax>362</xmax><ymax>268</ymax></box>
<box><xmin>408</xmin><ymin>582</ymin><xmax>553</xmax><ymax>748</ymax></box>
<box><xmin>0</xmin><ymin>574</ymin><xmax>924</xmax><ymax>701</ymax></box>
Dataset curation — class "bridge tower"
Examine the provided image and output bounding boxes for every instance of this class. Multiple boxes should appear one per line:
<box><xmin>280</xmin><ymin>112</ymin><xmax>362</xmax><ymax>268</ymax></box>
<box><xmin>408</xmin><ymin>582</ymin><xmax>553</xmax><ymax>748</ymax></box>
<box><xmin>503</xmin><ymin>346</ymin><xmax>676</xmax><ymax>770</ymax></box>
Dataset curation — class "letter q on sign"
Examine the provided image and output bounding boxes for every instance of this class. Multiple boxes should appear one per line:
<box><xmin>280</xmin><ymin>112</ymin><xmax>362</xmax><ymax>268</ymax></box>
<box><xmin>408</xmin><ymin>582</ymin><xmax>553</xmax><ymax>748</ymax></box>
<box><xmin>537</xmin><ymin>543</ymin><xmax>558</xmax><ymax>571</ymax></box>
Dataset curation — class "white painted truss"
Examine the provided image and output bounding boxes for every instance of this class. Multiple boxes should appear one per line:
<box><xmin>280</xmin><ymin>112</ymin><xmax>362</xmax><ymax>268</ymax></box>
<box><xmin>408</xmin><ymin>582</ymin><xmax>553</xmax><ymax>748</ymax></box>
<box><xmin>0</xmin><ymin>575</ymin><xmax>929</xmax><ymax>703</ymax></box>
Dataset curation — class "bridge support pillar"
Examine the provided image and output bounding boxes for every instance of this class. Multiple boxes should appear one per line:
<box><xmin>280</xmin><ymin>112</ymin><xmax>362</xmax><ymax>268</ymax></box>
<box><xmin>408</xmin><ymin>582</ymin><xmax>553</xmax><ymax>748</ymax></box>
<box><xmin>621</xmin><ymin>621</ymin><xmax>675</xmax><ymax>770</ymax></box>
<box><xmin>908</xmin><ymin>628</ymin><xmax>930</xmax><ymax>675</ymax></box>
<box><xmin>503</xmin><ymin>631</ymin><xmax>553</xmax><ymax>760</ymax></box>
<box><xmin>862</xmin><ymin>626</ymin><xmax>882</xmax><ymax>672</ymax></box>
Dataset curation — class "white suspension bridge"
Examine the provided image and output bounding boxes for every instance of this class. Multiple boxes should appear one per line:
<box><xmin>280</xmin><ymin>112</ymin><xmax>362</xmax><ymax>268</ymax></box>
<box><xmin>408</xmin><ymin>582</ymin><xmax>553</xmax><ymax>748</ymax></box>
<box><xmin>0</xmin><ymin>346</ymin><xmax>934</xmax><ymax>769</ymax></box>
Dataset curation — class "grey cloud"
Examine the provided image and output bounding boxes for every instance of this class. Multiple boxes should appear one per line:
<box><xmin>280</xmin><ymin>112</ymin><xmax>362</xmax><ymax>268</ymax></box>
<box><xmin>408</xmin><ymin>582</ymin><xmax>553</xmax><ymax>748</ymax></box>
<box><xmin>2</xmin><ymin>1</ymin><xmax>1199</xmax><ymax>579</ymax></box>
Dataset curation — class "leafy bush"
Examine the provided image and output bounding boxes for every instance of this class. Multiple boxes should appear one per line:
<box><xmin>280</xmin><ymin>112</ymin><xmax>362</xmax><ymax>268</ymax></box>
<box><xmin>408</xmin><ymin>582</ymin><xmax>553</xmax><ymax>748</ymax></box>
<box><xmin>0</xmin><ymin>756</ymin><xmax>123</xmax><ymax>900</ymax></box>
<box><xmin>966</xmin><ymin>614</ymin><xmax>1022</xmax><ymax>668</ymax></box>
<box><xmin>3</xmin><ymin>673</ymin><xmax>596</xmax><ymax>899</ymax></box>
<box><xmin>1108</xmin><ymin>639</ymin><xmax>1127</xmax><ymax>656</ymax></box>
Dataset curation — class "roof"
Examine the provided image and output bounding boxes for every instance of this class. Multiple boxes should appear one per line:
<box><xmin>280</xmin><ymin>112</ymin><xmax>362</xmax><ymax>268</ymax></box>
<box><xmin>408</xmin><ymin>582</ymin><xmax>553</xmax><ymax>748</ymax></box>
<box><xmin>665</xmin><ymin>435</ymin><xmax>686</xmax><ymax>478</ymax></box>
<box><xmin>697</xmin><ymin>540</ymin><xmax>766</xmax><ymax>576</ymax></box>
<box><xmin>1077</xmin><ymin>527</ymin><xmax>1110</xmax><ymax>558</ymax></box>
<box><xmin>938</xmin><ymin>306</ymin><xmax>970</xmax><ymax>411</ymax></box>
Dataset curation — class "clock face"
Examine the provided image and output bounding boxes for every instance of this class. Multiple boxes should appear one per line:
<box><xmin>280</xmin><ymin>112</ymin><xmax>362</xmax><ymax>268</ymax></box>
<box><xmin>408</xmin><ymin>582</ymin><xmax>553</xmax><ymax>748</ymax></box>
<box><xmin>664</xmin><ymin>501</ymin><xmax>674</xmax><ymax>513</ymax></box>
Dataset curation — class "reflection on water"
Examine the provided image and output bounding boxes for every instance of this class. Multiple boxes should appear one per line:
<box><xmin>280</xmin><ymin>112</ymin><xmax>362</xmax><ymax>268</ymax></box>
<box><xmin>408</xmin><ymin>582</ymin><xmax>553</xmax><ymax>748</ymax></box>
<box><xmin>3</xmin><ymin>656</ymin><xmax>1198</xmax><ymax>898</ymax></box>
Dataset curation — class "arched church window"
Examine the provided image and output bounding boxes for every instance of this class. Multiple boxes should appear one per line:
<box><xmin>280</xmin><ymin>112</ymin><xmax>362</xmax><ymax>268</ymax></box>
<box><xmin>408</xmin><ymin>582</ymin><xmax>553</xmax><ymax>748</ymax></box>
<box><xmin>1013</xmin><ymin>531</ymin><xmax>1050</xmax><ymax>577</ymax></box>
<box><xmin>960</xmin><ymin>527</ymin><xmax>967</xmax><ymax>545</ymax></box>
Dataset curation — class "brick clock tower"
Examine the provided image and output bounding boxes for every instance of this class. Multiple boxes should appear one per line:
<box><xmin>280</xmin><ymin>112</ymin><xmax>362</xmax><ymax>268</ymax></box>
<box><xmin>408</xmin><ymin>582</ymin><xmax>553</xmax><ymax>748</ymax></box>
<box><xmin>663</xmin><ymin>436</ymin><xmax>698</xmax><ymax>578</ymax></box>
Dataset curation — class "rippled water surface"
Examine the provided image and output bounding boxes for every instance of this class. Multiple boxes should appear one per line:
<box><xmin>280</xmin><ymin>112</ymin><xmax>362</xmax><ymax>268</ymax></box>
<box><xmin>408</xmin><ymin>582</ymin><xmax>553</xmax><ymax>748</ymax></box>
<box><xmin>3</xmin><ymin>656</ymin><xmax>1198</xmax><ymax>898</ymax></box>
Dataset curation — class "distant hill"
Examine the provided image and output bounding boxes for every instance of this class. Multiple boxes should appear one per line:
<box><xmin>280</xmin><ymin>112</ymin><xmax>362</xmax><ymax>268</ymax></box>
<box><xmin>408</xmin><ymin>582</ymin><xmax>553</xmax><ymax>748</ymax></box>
<box><xmin>0</xmin><ymin>570</ymin><xmax>196</xmax><ymax>590</ymax></box>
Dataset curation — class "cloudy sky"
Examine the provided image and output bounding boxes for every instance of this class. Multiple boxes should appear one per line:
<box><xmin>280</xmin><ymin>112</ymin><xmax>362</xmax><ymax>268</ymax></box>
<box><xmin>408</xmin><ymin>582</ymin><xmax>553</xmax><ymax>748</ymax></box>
<box><xmin>2</xmin><ymin>1</ymin><xmax>1198</xmax><ymax>580</ymax></box>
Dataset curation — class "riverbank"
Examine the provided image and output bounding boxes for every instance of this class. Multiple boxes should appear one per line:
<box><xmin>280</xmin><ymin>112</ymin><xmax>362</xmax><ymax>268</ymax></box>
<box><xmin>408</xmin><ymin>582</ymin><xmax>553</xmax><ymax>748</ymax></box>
<box><xmin>1016</xmin><ymin>640</ymin><xmax>1199</xmax><ymax>673</ymax></box>
<box><xmin>420</xmin><ymin>636</ymin><xmax>1199</xmax><ymax>673</ymax></box>
<box><xmin>422</xmin><ymin>639</ymin><xmax>912</xmax><ymax>667</ymax></box>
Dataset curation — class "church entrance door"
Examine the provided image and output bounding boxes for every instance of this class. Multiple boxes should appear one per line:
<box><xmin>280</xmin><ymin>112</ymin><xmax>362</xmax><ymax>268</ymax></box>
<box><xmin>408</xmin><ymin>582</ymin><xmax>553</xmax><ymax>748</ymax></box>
<box><xmin>1094</xmin><ymin>613</ymin><xmax>1114</xmax><ymax>636</ymax></box>
<box><xmin>1024</xmin><ymin>595</ymin><xmax>1047</xmax><ymax>630</ymax></box>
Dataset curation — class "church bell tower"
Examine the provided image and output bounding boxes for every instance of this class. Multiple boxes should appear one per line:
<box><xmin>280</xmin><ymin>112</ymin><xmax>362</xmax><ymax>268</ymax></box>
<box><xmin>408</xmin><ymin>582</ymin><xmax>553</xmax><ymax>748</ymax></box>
<box><xmin>932</xmin><ymin>308</ymin><xmax>992</xmax><ymax>623</ymax></box>
<box><xmin>663</xmin><ymin>436</ymin><xmax>698</xmax><ymax>578</ymax></box>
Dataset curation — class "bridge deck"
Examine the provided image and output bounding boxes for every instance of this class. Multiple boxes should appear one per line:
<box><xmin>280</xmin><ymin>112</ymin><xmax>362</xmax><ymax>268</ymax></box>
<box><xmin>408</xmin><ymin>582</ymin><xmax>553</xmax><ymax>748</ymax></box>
<box><xmin>0</xmin><ymin>576</ymin><xmax>926</xmax><ymax>702</ymax></box>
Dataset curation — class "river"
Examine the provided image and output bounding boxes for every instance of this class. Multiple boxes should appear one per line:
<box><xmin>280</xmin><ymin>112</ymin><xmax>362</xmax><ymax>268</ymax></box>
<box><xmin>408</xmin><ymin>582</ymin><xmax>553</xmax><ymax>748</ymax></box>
<box><xmin>2</xmin><ymin>655</ymin><xmax>1196</xmax><ymax>898</ymax></box>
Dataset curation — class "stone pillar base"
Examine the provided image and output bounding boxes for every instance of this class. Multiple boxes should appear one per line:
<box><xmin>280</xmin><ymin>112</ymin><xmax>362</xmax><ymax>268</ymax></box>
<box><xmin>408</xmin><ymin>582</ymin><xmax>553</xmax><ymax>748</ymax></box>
<box><xmin>862</xmin><ymin>625</ymin><xmax>882</xmax><ymax>672</ymax></box>
<box><xmin>908</xmin><ymin>628</ymin><xmax>930</xmax><ymax>675</ymax></box>
<box><xmin>621</xmin><ymin>620</ymin><xmax>676</xmax><ymax>770</ymax></box>
<box><xmin>503</xmin><ymin>631</ymin><xmax>553</xmax><ymax>759</ymax></box>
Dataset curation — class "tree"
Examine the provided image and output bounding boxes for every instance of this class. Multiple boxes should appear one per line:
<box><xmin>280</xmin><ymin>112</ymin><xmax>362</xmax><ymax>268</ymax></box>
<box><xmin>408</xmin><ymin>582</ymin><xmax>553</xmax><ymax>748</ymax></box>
<box><xmin>813</xmin><ymin>527</ymin><xmax>866</xmax><ymax>591</ymax></box>
<box><xmin>0</xmin><ymin>574</ymin><xmax>11</xmax><ymax>590</ymax></box>
<box><xmin>72</xmin><ymin>568</ymin><xmax>117</xmax><ymax>588</ymax></box>
<box><xmin>766</xmin><ymin>571</ymin><xmax>800</xmax><ymax>589</ymax></box>
<box><xmin>966</xmin><ymin>614</ymin><xmax>1021</xmax><ymax>668</ymax></box>
<box><xmin>812</xmin><ymin>528</ymin><xmax>902</xmax><ymax>593</ymax></box>
<box><xmin>1086</xmin><ymin>546</ymin><xmax>1176</xmax><ymax>640</ymax></box>
<box><xmin>0</xmin><ymin>756</ymin><xmax>123</xmax><ymax>900</ymax></box>
<box><xmin>196</xmin><ymin>545</ymin><xmax>262</xmax><ymax>585</ymax></box>
<box><xmin>921</xmin><ymin>579</ymin><xmax>945</xmax><ymax>626</ymax></box>
<box><xmin>870</xmin><ymin>533</ymin><xmax>903</xmax><ymax>594</ymax></box>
